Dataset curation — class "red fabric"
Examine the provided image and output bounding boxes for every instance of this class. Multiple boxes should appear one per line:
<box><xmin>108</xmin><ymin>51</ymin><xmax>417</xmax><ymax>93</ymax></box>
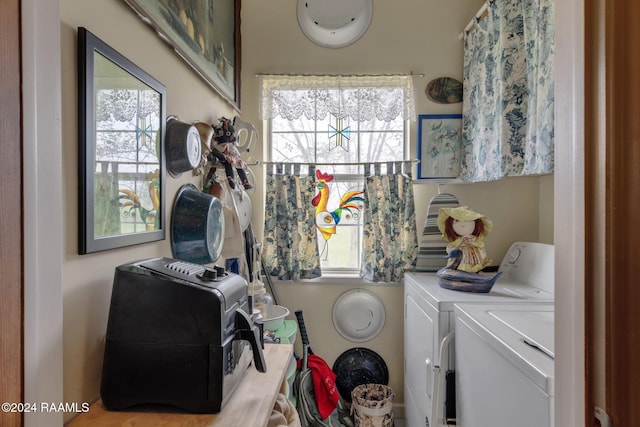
<box><xmin>297</xmin><ymin>354</ymin><xmax>340</xmax><ymax>419</ymax></box>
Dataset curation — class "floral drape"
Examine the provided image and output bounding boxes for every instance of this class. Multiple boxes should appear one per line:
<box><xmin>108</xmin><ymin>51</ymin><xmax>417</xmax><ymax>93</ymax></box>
<box><xmin>522</xmin><ymin>0</ymin><xmax>555</xmax><ymax>174</ymax></box>
<box><xmin>94</xmin><ymin>161</ymin><xmax>120</xmax><ymax>236</ymax></box>
<box><xmin>360</xmin><ymin>162</ymin><xmax>418</xmax><ymax>283</ymax></box>
<box><xmin>262</xmin><ymin>164</ymin><xmax>322</xmax><ymax>281</ymax></box>
<box><xmin>460</xmin><ymin>0</ymin><xmax>555</xmax><ymax>182</ymax></box>
<box><xmin>262</xmin><ymin>162</ymin><xmax>419</xmax><ymax>283</ymax></box>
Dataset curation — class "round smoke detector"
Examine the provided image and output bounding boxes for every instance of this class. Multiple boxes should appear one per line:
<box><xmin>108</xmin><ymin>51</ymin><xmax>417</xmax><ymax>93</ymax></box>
<box><xmin>297</xmin><ymin>0</ymin><xmax>373</xmax><ymax>48</ymax></box>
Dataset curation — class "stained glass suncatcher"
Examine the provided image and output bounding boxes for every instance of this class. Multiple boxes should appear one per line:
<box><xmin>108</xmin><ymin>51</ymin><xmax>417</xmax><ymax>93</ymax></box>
<box><xmin>328</xmin><ymin>115</ymin><xmax>351</xmax><ymax>152</ymax></box>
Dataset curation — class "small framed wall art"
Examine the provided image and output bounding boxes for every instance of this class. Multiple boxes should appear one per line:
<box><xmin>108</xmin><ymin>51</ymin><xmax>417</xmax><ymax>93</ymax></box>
<box><xmin>416</xmin><ymin>114</ymin><xmax>462</xmax><ymax>180</ymax></box>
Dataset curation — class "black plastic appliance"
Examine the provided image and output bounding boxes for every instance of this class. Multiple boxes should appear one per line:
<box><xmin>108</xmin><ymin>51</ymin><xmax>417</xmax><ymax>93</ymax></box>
<box><xmin>100</xmin><ymin>257</ymin><xmax>266</xmax><ymax>413</ymax></box>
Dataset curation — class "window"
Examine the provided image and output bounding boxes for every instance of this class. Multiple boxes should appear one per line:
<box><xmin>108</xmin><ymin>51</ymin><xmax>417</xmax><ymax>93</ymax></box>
<box><xmin>95</xmin><ymin>87</ymin><xmax>161</xmax><ymax>234</ymax></box>
<box><xmin>262</xmin><ymin>75</ymin><xmax>414</xmax><ymax>274</ymax></box>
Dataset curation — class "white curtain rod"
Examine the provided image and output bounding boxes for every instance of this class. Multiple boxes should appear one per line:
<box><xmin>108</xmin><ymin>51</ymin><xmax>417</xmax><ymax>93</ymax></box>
<box><xmin>458</xmin><ymin>0</ymin><xmax>494</xmax><ymax>39</ymax></box>
<box><xmin>255</xmin><ymin>72</ymin><xmax>425</xmax><ymax>78</ymax></box>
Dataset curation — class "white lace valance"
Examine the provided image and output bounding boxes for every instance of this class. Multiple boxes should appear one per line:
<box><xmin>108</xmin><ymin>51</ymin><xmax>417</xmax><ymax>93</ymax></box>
<box><xmin>259</xmin><ymin>74</ymin><xmax>416</xmax><ymax>122</ymax></box>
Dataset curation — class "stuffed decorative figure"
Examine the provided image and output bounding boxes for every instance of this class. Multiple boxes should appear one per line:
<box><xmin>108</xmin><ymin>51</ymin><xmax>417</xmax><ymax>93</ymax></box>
<box><xmin>437</xmin><ymin>206</ymin><xmax>492</xmax><ymax>273</ymax></box>
<box><xmin>209</xmin><ymin>117</ymin><xmax>252</xmax><ymax>190</ymax></box>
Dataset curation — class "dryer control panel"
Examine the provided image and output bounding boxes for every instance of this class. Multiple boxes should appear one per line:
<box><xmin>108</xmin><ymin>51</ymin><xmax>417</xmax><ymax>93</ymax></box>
<box><xmin>498</xmin><ymin>242</ymin><xmax>554</xmax><ymax>295</ymax></box>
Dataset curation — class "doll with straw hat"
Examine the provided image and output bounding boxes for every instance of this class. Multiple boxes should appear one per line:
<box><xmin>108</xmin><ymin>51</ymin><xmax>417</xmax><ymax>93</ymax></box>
<box><xmin>437</xmin><ymin>206</ymin><xmax>493</xmax><ymax>273</ymax></box>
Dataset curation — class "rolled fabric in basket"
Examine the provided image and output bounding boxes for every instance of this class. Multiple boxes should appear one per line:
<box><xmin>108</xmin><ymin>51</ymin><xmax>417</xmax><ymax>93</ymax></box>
<box><xmin>351</xmin><ymin>384</ymin><xmax>394</xmax><ymax>427</ymax></box>
<box><xmin>268</xmin><ymin>393</ymin><xmax>301</xmax><ymax>427</ymax></box>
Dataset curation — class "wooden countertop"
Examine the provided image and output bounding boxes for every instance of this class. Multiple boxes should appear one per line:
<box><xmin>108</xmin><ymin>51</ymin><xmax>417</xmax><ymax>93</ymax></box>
<box><xmin>67</xmin><ymin>343</ymin><xmax>294</xmax><ymax>427</ymax></box>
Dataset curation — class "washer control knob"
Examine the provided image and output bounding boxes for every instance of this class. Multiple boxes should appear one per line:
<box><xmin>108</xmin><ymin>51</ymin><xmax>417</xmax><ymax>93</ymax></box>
<box><xmin>508</xmin><ymin>247</ymin><xmax>522</xmax><ymax>264</ymax></box>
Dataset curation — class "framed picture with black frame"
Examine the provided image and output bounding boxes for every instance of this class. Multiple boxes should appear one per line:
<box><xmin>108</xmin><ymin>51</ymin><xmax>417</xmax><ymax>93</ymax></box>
<box><xmin>416</xmin><ymin>113</ymin><xmax>463</xmax><ymax>180</ymax></box>
<box><xmin>78</xmin><ymin>27</ymin><xmax>166</xmax><ymax>254</ymax></box>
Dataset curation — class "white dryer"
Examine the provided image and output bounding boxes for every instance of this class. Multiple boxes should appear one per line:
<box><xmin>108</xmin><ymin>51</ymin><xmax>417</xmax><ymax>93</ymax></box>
<box><xmin>403</xmin><ymin>242</ymin><xmax>554</xmax><ymax>427</ymax></box>
<box><xmin>454</xmin><ymin>303</ymin><xmax>554</xmax><ymax>427</ymax></box>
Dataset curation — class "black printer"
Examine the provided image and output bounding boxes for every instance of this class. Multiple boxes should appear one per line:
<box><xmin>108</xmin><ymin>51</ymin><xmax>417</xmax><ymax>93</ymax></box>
<box><xmin>100</xmin><ymin>257</ymin><xmax>266</xmax><ymax>413</ymax></box>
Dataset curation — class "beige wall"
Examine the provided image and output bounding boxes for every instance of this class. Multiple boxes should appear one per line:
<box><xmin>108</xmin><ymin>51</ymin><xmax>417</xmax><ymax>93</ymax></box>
<box><xmin>242</xmin><ymin>0</ymin><xmax>554</xmax><ymax>406</ymax></box>
<box><xmin>60</xmin><ymin>0</ymin><xmax>554</xmax><ymax>420</ymax></box>
<box><xmin>60</xmin><ymin>0</ymin><xmax>236</xmax><ymax>421</ymax></box>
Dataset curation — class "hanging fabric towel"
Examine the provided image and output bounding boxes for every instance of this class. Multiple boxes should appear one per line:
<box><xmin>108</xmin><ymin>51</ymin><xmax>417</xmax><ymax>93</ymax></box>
<box><xmin>221</xmin><ymin>181</ymin><xmax>245</xmax><ymax>259</ymax></box>
<box><xmin>296</xmin><ymin>354</ymin><xmax>341</xmax><ymax>420</ymax></box>
<box><xmin>268</xmin><ymin>393</ymin><xmax>302</xmax><ymax>427</ymax></box>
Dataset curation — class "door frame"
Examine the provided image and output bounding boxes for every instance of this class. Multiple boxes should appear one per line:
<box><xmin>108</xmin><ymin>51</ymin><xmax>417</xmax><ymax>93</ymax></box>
<box><xmin>580</xmin><ymin>0</ymin><xmax>640</xmax><ymax>424</ymax></box>
<box><xmin>598</xmin><ymin>0</ymin><xmax>640</xmax><ymax>423</ymax></box>
<box><xmin>21</xmin><ymin>0</ymin><xmax>64</xmax><ymax>425</ymax></box>
<box><xmin>554</xmin><ymin>0</ymin><xmax>587</xmax><ymax>424</ymax></box>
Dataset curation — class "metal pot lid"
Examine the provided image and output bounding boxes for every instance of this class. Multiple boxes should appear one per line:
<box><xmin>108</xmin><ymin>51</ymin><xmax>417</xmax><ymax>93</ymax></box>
<box><xmin>332</xmin><ymin>288</ymin><xmax>385</xmax><ymax>342</ymax></box>
<box><xmin>297</xmin><ymin>0</ymin><xmax>373</xmax><ymax>48</ymax></box>
<box><xmin>230</xmin><ymin>188</ymin><xmax>252</xmax><ymax>232</ymax></box>
<box><xmin>171</xmin><ymin>184</ymin><xmax>224</xmax><ymax>264</ymax></box>
<box><xmin>332</xmin><ymin>347</ymin><xmax>389</xmax><ymax>402</ymax></box>
<box><xmin>165</xmin><ymin>116</ymin><xmax>202</xmax><ymax>178</ymax></box>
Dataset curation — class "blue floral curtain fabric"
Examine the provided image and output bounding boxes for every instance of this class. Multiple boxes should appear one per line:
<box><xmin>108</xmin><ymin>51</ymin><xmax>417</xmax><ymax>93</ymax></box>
<box><xmin>262</xmin><ymin>165</ymin><xmax>322</xmax><ymax>281</ymax></box>
<box><xmin>360</xmin><ymin>162</ymin><xmax>418</xmax><ymax>283</ymax></box>
<box><xmin>522</xmin><ymin>0</ymin><xmax>555</xmax><ymax>174</ymax></box>
<box><xmin>461</xmin><ymin>0</ymin><xmax>555</xmax><ymax>182</ymax></box>
<box><xmin>461</xmin><ymin>11</ymin><xmax>502</xmax><ymax>181</ymax></box>
<box><xmin>263</xmin><ymin>162</ymin><xmax>418</xmax><ymax>283</ymax></box>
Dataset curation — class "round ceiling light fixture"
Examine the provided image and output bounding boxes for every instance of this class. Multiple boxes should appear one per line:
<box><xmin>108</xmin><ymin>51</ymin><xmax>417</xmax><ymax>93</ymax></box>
<box><xmin>297</xmin><ymin>0</ymin><xmax>373</xmax><ymax>48</ymax></box>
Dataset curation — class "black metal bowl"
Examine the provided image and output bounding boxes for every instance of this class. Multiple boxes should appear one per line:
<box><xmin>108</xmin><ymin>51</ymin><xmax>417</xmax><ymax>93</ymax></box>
<box><xmin>170</xmin><ymin>184</ymin><xmax>224</xmax><ymax>264</ymax></box>
<box><xmin>332</xmin><ymin>347</ymin><xmax>389</xmax><ymax>402</ymax></box>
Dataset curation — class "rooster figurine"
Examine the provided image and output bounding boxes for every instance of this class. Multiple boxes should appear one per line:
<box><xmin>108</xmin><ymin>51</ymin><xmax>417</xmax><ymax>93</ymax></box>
<box><xmin>312</xmin><ymin>170</ymin><xmax>364</xmax><ymax>255</ymax></box>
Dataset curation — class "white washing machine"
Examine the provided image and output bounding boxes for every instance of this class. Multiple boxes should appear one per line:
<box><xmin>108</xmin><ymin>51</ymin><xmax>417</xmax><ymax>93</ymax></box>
<box><xmin>403</xmin><ymin>242</ymin><xmax>554</xmax><ymax>427</ymax></box>
<box><xmin>454</xmin><ymin>303</ymin><xmax>554</xmax><ymax>427</ymax></box>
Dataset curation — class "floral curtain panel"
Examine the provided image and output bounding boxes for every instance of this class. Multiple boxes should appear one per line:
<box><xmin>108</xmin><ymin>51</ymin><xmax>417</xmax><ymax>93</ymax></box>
<box><xmin>259</xmin><ymin>75</ymin><xmax>416</xmax><ymax>122</ymax></box>
<box><xmin>460</xmin><ymin>0</ymin><xmax>554</xmax><ymax>182</ymax></box>
<box><xmin>360</xmin><ymin>162</ymin><xmax>418</xmax><ymax>283</ymax></box>
<box><xmin>522</xmin><ymin>0</ymin><xmax>555</xmax><ymax>175</ymax></box>
<box><xmin>262</xmin><ymin>161</ymin><xmax>419</xmax><ymax>283</ymax></box>
<box><xmin>262</xmin><ymin>164</ymin><xmax>322</xmax><ymax>281</ymax></box>
<box><xmin>95</xmin><ymin>162</ymin><xmax>121</xmax><ymax>236</ymax></box>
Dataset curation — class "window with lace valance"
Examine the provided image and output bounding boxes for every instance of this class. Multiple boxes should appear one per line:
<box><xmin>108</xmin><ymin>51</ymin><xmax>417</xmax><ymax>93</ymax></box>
<box><xmin>259</xmin><ymin>74</ymin><xmax>418</xmax><ymax>282</ymax></box>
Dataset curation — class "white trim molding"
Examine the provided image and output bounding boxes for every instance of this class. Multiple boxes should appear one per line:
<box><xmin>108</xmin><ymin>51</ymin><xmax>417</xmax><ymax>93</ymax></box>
<box><xmin>22</xmin><ymin>0</ymin><xmax>64</xmax><ymax>425</ymax></box>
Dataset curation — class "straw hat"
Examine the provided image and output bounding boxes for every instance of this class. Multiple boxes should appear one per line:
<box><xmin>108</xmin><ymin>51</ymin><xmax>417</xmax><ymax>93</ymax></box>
<box><xmin>437</xmin><ymin>206</ymin><xmax>492</xmax><ymax>242</ymax></box>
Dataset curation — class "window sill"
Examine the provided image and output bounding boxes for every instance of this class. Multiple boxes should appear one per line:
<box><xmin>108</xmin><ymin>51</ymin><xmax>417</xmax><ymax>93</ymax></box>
<box><xmin>270</xmin><ymin>274</ymin><xmax>401</xmax><ymax>286</ymax></box>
